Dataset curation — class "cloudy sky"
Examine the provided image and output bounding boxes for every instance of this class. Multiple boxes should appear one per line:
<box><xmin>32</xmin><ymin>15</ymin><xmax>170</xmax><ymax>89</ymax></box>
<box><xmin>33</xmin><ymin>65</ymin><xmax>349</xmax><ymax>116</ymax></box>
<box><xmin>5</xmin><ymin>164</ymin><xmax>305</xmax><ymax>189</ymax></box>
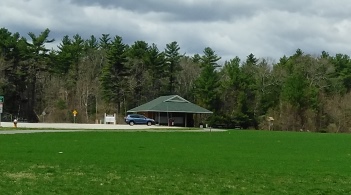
<box><xmin>1</xmin><ymin>0</ymin><xmax>351</xmax><ymax>62</ymax></box>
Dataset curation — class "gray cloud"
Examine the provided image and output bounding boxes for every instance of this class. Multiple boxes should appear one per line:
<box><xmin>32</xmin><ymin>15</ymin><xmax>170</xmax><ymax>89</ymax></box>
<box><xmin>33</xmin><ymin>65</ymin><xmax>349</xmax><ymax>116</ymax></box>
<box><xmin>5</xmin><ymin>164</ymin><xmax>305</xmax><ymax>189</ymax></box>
<box><xmin>1</xmin><ymin>0</ymin><xmax>351</xmax><ymax>62</ymax></box>
<box><xmin>69</xmin><ymin>0</ymin><xmax>259</xmax><ymax>22</ymax></box>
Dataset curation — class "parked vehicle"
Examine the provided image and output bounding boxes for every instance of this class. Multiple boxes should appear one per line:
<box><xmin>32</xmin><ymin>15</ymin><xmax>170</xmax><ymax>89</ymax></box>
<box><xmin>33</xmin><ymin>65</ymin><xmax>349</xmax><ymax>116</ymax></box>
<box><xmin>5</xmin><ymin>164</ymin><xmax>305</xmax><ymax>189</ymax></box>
<box><xmin>124</xmin><ymin>114</ymin><xmax>155</xmax><ymax>126</ymax></box>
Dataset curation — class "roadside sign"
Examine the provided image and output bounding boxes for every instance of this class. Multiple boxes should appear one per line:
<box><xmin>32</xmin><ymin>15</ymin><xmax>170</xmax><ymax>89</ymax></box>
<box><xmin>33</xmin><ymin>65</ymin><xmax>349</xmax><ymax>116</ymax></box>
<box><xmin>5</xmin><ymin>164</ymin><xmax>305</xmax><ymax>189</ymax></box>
<box><xmin>0</xmin><ymin>96</ymin><xmax>3</xmax><ymax>103</ymax></box>
<box><xmin>73</xmin><ymin>110</ymin><xmax>78</xmax><ymax>123</ymax></box>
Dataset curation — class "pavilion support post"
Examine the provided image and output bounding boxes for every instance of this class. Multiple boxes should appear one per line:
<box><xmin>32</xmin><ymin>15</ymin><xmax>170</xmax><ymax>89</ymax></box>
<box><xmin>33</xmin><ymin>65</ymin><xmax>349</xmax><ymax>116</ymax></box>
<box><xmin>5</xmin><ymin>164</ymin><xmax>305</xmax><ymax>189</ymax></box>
<box><xmin>158</xmin><ymin>112</ymin><xmax>161</xmax><ymax>125</ymax></box>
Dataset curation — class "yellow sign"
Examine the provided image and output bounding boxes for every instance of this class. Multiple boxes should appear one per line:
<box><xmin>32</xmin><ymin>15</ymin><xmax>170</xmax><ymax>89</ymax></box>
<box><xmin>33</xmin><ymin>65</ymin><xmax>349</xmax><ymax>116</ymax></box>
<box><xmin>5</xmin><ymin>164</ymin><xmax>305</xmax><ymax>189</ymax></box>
<box><xmin>73</xmin><ymin>110</ymin><xmax>78</xmax><ymax>116</ymax></box>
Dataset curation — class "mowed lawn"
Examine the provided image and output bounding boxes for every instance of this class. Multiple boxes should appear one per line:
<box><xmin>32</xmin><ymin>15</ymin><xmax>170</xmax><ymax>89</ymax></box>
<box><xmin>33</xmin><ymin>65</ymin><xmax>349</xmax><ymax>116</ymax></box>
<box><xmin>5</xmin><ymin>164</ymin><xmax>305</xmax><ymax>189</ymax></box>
<box><xmin>1</xmin><ymin>130</ymin><xmax>351</xmax><ymax>194</ymax></box>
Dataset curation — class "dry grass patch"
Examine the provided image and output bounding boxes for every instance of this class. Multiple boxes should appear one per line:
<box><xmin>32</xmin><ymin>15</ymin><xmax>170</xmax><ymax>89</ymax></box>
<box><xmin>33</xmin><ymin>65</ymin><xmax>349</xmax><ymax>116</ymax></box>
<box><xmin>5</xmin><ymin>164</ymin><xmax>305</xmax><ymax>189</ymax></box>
<box><xmin>5</xmin><ymin>172</ymin><xmax>36</xmax><ymax>180</ymax></box>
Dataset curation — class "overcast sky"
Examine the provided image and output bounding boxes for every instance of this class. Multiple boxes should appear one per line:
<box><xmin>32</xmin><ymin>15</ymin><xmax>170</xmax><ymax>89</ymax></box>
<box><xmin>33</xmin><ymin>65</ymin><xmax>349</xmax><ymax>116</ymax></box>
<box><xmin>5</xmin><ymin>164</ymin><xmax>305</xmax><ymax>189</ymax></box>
<box><xmin>1</xmin><ymin>0</ymin><xmax>351</xmax><ymax>62</ymax></box>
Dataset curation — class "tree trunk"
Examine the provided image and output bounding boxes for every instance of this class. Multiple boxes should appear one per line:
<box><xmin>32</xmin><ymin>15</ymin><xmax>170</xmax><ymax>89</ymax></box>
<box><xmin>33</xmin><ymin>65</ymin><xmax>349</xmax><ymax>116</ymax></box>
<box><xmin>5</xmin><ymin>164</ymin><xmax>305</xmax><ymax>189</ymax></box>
<box><xmin>28</xmin><ymin>76</ymin><xmax>38</xmax><ymax>122</ymax></box>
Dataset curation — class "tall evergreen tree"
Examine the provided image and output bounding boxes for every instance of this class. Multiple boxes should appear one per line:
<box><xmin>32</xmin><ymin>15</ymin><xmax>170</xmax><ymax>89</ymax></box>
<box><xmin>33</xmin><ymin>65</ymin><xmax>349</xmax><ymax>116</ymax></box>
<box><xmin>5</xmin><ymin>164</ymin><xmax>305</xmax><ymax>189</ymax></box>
<box><xmin>0</xmin><ymin>29</ymin><xmax>27</xmax><ymax>116</ymax></box>
<box><xmin>195</xmin><ymin>47</ymin><xmax>221</xmax><ymax>111</ymax></box>
<box><xmin>99</xmin><ymin>34</ymin><xmax>111</xmax><ymax>50</ymax></box>
<box><xmin>85</xmin><ymin>35</ymin><xmax>99</xmax><ymax>50</ymax></box>
<box><xmin>219</xmin><ymin>57</ymin><xmax>241</xmax><ymax>125</ymax></box>
<box><xmin>25</xmin><ymin>28</ymin><xmax>54</xmax><ymax>121</ymax></box>
<box><xmin>69</xmin><ymin>34</ymin><xmax>85</xmax><ymax>83</ymax></box>
<box><xmin>100</xmin><ymin>36</ymin><xmax>129</xmax><ymax>115</ymax></box>
<box><xmin>147</xmin><ymin>43</ymin><xmax>166</xmax><ymax>98</ymax></box>
<box><xmin>330</xmin><ymin>54</ymin><xmax>351</xmax><ymax>92</ymax></box>
<box><xmin>237</xmin><ymin>53</ymin><xmax>259</xmax><ymax>128</ymax></box>
<box><xmin>54</xmin><ymin>34</ymin><xmax>85</xmax><ymax>113</ymax></box>
<box><xmin>164</xmin><ymin>41</ymin><xmax>181</xmax><ymax>94</ymax></box>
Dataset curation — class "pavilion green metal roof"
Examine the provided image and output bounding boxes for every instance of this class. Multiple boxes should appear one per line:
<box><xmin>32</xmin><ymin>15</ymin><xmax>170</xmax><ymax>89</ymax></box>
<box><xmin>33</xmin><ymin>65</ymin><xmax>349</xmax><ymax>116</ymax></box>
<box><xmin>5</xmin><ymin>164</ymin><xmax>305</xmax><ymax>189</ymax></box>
<box><xmin>127</xmin><ymin>95</ymin><xmax>213</xmax><ymax>114</ymax></box>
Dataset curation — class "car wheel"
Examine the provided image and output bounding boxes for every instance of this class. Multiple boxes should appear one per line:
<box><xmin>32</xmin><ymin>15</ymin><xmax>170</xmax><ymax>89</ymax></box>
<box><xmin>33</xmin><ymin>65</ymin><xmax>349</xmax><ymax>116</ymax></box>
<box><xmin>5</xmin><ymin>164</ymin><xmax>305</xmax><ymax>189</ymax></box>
<box><xmin>147</xmin><ymin>121</ymin><xmax>152</xmax><ymax>126</ymax></box>
<box><xmin>129</xmin><ymin>121</ymin><xmax>135</xmax><ymax>126</ymax></box>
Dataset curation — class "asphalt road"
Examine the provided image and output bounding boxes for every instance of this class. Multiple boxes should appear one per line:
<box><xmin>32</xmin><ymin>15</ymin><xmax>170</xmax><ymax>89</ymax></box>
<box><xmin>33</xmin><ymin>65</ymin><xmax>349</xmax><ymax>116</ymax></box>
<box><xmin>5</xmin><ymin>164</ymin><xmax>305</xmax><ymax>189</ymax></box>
<box><xmin>0</xmin><ymin>122</ymin><xmax>226</xmax><ymax>134</ymax></box>
<box><xmin>0</xmin><ymin>122</ymin><xmax>178</xmax><ymax>129</ymax></box>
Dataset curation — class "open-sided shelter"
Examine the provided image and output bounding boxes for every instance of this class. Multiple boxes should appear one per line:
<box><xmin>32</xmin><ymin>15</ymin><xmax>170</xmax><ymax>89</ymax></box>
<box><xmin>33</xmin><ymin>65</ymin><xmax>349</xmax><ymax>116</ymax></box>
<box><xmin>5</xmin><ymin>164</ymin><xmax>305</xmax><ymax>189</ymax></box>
<box><xmin>127</xmin><ymin>95</ymin><xmax>212</xmax><ymax>127</ymax></box>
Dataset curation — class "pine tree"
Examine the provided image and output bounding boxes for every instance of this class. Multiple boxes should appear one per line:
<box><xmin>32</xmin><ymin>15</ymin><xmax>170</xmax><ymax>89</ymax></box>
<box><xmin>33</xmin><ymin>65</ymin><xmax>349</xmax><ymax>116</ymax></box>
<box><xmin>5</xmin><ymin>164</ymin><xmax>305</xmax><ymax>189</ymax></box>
<box><xmin>165</xmin><ymin>41</ymin><xmax>181</xmax><ymax>94</ymax></box>
<box><xmin>195</xmin><ymin>47</ymin><xmax>221</xmax><ymax>111</ymax></box>
<box><xmin>100</xmin><ymin>36</ymin><xmax>129</xmax><ymax>115</ymax></box>
<box><xmin>147</xmin><ymin>43</ymin><xmax>166</xmax><ymax>98</ymax></box>
<box><xmin>25</xmin><ymin>28</ymin><xmax>54</xmax><ymax>121</ymax></box>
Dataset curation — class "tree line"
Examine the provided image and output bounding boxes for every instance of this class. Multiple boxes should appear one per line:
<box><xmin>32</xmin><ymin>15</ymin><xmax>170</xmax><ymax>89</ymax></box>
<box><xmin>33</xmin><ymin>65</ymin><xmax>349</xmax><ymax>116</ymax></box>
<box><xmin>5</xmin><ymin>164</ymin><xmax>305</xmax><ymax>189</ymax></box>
<box><xmin>1</xmin><ymin>27</ymin><xmax>351</xmax><ymax>132</ymax></box>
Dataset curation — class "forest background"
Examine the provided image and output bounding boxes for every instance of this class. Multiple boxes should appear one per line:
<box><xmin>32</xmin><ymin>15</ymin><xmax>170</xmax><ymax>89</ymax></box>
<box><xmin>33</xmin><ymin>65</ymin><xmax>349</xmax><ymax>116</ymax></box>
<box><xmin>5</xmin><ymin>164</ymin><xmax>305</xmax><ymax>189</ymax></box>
<box><xmin>1</xmin><ymin>28</ymin><xmax>351</xmax><ymax>132</ymax></box>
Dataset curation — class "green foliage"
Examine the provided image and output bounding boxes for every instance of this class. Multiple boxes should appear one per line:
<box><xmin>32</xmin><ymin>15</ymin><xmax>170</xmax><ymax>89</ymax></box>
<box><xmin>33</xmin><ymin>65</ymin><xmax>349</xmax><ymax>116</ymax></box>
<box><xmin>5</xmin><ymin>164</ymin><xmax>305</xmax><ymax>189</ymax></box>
<box><xmin>221</xmin><ymin>56</ymin><xmax>241</xmax><ymax>89</ymax></box>
<box><xmin>0</xmin><ymin>29</ymin><xmax>28</xmax><ymax>114</ymax></box>
<box><xmin>99</xmin><ymin>34</ymin><xmax>111</xmax><ymax>49</ymax></box>
<box><xmin>127</xmin><ymin>41</ymin><xmax>151</xmax><ymax>106</ymax></box>
<box><xmin>282</xmin><ymin>73</ymin><xmax>308</xmax><ymax>108</ymax></box>
<box><xmin>236</xmin><ymin>54</ymin><xmax>259</xmax><ymax>127</ymax></box>
<box><xmin>100</xmin><ymin>36</ymin><xmax>128</xmax><ymax>114</ymax></box>
<box><xmin>146</xmin><ymin>43</ymin><xmax>167</xmax><ymax>98</ymax></box>
<box><xmin>195</xmin><ymin>47</ymin><xmax>221</xmax><ymax>111</ymax></box>
<box><xmin>85</xmin><ymin>35</ymin><xmax>99</xmax><ymax>49</ymax></box>
<box><xmin>54</xmin><ymin>35</ymin><xmax>73</xmax><ymax>75</ymax></box>
<box><xmin>330</xmin><ymin>54</ymin><xmax>351</xmax><ymax>92</ymax></box>
<box><xmin>165</xmin><ymin>41</ymin><xmax>182</xmax><ymax>94</ymax></box>
<box><xmin>56</xmin><ymin>99</ymin><xmax>67</xmax><ymax>110</ymax></box>
<box><xmin>200</xmin><ymin>47</ymin><xmax>221</xmax><ymax>68</ymax></box>
<box><xmin>1</xmin><ymin>27</ymin><xmax>351</xmax><ymax>131</ymax></box>
<box><xmin>20</xmin><ymin>28</ymin><xmax>54</xmax><ymax>122</ymax></box>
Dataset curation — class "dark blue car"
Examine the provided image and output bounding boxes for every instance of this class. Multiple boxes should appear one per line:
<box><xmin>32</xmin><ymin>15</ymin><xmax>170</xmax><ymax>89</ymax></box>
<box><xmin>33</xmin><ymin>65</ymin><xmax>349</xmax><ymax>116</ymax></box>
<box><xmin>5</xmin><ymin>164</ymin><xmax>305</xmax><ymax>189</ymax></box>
<box><xmin>124</xmin><ymin>114</ymin><xmax>155</xmax><ymax>126</ymax></box>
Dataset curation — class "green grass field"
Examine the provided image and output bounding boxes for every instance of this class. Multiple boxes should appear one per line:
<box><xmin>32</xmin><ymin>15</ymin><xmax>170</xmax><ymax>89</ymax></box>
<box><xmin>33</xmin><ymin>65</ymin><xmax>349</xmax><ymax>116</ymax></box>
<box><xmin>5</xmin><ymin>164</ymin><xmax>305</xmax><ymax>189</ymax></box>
<box><xmin>1</xmin><ymin>130</ymin><xmax>351</xmax><ymax>194</ymax></box>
